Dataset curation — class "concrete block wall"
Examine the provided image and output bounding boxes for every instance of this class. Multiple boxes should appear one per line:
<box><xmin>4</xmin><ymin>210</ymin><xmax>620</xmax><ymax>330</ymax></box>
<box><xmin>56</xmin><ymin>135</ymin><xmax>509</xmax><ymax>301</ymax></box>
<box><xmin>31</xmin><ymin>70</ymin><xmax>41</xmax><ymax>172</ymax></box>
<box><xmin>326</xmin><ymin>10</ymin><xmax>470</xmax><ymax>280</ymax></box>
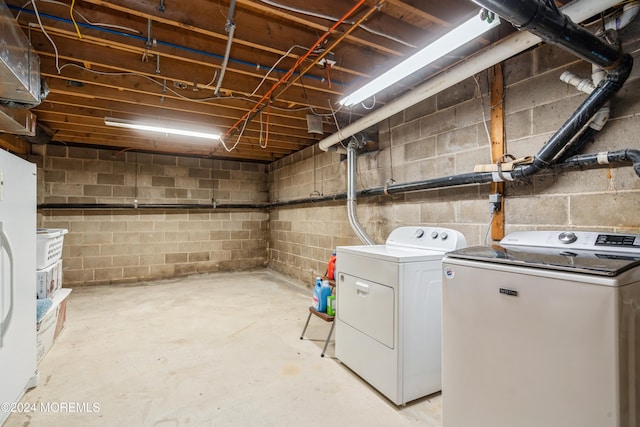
<box><xmin>269</xmin><ymin>146</ymin><xmax>344</xmax><ymax>202</ymax></box>
<box><xmin>36</xmin><ymin>145</ymin><xmax>268</xmax><ymax>205</ymax></box>
<box><xmin>34</xmin><ymin>146</ymin><xmax>269</xmax><ymax>286</ymax></box>
<box><xmin>268</xmin><ymin>22</ymin><xmax>640</xmax><ymax>286</ymax></box>
<box><xmin>269</xmin><ymin>203</ymin><xmax>349</xmax><ymax>284</ymax></box>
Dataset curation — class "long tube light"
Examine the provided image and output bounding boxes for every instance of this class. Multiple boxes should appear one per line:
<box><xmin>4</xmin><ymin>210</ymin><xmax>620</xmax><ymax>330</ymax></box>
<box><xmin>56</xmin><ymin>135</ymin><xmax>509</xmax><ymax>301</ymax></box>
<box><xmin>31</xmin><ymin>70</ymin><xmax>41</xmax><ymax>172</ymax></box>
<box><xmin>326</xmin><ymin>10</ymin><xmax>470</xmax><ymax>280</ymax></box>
<box><xmin>339</xmin><ymin>10</ymin><xmax>501</xmax><ymax>107</ymax></box>
<box><xmin>104</xmin><ymin>117</ymin><xmax>220</xmax><ymax>140</ymax></box>
<box><xmin>320</xmin><ymin>0</ymin><xmax>619</xmax><ymax>151</ymax></box>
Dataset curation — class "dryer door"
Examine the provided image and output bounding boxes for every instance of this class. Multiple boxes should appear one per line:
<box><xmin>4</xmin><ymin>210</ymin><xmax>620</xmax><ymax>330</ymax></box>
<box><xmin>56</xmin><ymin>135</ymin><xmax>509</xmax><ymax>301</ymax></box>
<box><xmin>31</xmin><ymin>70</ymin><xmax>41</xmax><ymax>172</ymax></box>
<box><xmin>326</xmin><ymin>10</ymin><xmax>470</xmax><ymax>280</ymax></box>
<box><xmin>337</xmin><ymin>272</ymin><xmax>395</xmax><ymax>349</ymax></box>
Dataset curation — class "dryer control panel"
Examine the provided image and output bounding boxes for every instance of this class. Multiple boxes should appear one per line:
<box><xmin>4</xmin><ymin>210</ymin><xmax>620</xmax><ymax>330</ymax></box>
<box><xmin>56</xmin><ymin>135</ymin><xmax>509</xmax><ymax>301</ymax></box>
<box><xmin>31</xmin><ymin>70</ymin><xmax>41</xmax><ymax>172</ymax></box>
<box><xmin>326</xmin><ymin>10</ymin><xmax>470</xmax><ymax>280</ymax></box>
<box><xmin>386</xmin><ymin>226</ymin><xmax>467</xmax><ymax>252</ymax></box>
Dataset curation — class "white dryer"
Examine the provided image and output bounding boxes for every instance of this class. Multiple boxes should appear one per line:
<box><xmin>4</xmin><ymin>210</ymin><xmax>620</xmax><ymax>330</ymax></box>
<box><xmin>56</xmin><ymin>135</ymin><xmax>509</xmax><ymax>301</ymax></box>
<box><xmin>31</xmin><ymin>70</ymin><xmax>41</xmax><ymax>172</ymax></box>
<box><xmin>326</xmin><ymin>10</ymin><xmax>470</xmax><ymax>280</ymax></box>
<box><xmin>335</xmin><ymin>226</ymin><xmax>466</xmax><ymax>405</ymax></box>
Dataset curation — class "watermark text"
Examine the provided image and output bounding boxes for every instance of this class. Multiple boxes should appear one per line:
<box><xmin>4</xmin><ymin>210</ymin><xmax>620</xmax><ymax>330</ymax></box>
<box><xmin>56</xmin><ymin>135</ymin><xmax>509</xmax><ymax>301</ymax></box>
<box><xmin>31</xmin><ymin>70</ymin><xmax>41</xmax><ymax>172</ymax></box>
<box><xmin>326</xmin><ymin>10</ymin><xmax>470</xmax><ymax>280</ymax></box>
<box><xmin>1</xmin><ymin>402</ymin><xmax>101</xmax><ymax>413</ymax></box>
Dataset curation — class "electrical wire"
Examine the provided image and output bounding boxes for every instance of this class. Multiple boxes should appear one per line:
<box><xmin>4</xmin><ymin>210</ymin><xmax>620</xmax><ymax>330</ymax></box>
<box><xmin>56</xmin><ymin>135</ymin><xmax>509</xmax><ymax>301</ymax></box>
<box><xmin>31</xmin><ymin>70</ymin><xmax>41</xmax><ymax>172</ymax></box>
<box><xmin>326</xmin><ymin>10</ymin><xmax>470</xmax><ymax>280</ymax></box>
<box><xmin>328</xmin><ymin>99</ymin><xmax>346</xmax><ymax>147</ymax></box>
<box><xmin>30</xmin><ymin>0</ymin><xmax>61</xmax><ymax>73</ymax></box>
<box><xmin>250</xmin><ymin>45</ymin><xmax>308</xmax><ymax>97</ymax></box>
<box><xmin>57</xmin><ymin>63</ymin><xmax>319</xmax><ymax>113</ymax></box>
<box><xmin>16</xmin><ymin>1</ymin><xmax>346</xmax><ymax>150</ymax></box>
<box><xmin>484</xmin><ymin>205</ymin><xmax>496</xmax><ymax>245</ymax></box>
<box><xmin>12</xmin><ymin>3</ymin><xmax>334</xmax><ymax>88</ymax></box>
<box><xmin>18</xmin><ymin>0</ymin><xmax>142</xmax><ymax>34</ymax></box>
<box><xmin>221</xmin><ymin>0</ymin><xmax>366</xmax><ymax>141</ymax></box>
<box><xmin>259</xmin><ymin>0</ymin><xmax>417</xmax><ymax>49</ymax></box>
<box><xmin>260</xmin><ymin>105</ymin><xmax>270</xmax><ymax>148</ymax></box>
<box><xmin>14</xmin><ymin>0</ymin><xmax>345</xmax><ymax>124</ymax></box>
<box><xmin>360</xmin><ymin>95</ymin><xmax>376</xmax><ymax>110</ymax></box>
<box><xmin>258</xmin><ymin>109</ymin><xmax>264</xmax><ymax>146</ymax></box>
<box><xmin>220</xmin><ymin>114</ymin><xmax>250</xmax><ymax>152</ymax></box>
<box><xmin>69</xmin><ymin>0</ymin><xmax>82</xmax><ymax>39</ymax></box>
<box><xmin>201</xmin><ymin>70</ymin><xmax>219</xmax><ymax>90</ymax></box>
<box><xmin>11</xmin><ymin>3</ymin><xmax>347</xmax><ymax>156</ymax></box>
<box><xmin>298</xmin><ymin>72</ymin><xmax>335</xmax><ymax>117</ymax></box>
<box><xmin>473</xmin><ymin>73</ymin><xmax>492</xmax><ymax>146</ymax></box>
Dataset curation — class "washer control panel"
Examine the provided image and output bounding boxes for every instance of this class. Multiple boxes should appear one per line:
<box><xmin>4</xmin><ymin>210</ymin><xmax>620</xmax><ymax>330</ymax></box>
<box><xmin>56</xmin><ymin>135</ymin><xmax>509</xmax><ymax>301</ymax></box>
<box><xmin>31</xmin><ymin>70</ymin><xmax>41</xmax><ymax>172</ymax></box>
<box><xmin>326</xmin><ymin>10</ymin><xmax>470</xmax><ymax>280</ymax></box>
<box><xmin>595</xmin><ymin>233</ymin><xmax>640</xmax><ymax>248</ymax></box>
<box><xmin>558</xmin><ymin>232</ymin><xmax>577</xmax><ymax>244</ymax></box>
<box><xmin>501</xmin><ymin>230</ymin><xmax>640</xmax><ymax>253</ymax></box>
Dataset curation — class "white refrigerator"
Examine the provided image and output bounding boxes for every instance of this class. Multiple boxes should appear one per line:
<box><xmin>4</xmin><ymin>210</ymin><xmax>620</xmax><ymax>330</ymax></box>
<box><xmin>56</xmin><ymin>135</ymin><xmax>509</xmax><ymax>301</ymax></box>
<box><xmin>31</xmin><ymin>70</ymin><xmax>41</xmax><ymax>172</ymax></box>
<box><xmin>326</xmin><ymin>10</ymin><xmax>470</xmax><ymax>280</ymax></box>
<box><xmin>0</xmin><ymin>149</ymin><xmax>37</xmax><ymax>425</ymax></box>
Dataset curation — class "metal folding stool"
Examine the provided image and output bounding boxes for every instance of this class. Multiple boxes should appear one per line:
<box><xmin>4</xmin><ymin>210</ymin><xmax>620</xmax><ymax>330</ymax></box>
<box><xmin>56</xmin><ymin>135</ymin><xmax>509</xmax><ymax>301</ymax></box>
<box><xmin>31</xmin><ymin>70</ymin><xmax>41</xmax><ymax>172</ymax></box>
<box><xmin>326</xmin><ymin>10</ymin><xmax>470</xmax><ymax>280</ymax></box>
<box><xmin>299</xmin><ymin>306</ymin><xmax>335</xmax><ymax>358</ymax></box>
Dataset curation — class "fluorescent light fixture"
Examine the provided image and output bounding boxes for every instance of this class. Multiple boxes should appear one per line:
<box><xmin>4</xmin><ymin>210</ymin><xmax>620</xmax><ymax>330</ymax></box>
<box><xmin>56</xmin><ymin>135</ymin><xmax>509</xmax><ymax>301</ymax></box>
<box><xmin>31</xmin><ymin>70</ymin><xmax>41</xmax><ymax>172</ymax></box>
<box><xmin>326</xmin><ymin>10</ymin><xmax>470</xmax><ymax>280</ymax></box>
<box><xmin>339</xmin><ymin>10</ymin><xmax>501</xmax><ymax>107</ymax></box>
<box><xmin>104</xmin><ymin>117</ymin><xmax>220</xmax><ymax>140</ymax></box>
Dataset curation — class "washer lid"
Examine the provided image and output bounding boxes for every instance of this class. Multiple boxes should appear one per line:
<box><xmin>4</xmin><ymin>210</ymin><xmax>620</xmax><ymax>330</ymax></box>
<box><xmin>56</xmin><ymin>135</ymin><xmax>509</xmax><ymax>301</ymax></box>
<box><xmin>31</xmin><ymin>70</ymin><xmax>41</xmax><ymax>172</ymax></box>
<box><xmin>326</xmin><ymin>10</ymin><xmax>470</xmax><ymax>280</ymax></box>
<box><xmin>445</xmin><ymin>245</ymin><xmax>640</xmax><ymax>276</ymax></box>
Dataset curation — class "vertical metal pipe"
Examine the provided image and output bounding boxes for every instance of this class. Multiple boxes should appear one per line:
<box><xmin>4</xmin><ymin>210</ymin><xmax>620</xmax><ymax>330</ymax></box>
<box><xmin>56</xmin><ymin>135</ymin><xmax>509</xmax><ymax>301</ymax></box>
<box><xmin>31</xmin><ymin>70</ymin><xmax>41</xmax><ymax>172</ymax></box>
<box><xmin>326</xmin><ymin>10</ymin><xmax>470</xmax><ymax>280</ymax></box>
<box><xmin>214</xmin><ymin>0</ymin><xmax>237</xmax><ymax>96</ymax></box>
<box><xmin>146</xmin><ymin>18</ymin><xmax>152</xmax><ymax>48</ymax></box>
<box><xmin>347</xmin><ymin>140</ymin><xmax>375</xmax><ymax>245</ymax></box>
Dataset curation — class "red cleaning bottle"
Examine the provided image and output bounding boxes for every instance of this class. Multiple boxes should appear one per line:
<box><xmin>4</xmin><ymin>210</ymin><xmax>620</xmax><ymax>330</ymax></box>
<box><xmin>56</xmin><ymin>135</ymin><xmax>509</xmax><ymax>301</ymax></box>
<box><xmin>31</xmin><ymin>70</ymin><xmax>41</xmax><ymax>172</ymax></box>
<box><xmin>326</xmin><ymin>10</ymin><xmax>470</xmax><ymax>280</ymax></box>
<box><xmin>327</xmin><ymin>252</ymin><xmax>336</xmax><ymax>280</ymax></box>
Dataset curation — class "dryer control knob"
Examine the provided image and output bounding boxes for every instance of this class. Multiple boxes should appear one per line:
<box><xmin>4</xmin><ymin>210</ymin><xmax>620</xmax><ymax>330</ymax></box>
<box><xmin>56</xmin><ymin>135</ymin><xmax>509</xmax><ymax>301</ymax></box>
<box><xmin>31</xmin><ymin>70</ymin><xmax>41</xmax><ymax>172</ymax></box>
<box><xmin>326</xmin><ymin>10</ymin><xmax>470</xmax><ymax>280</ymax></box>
<box><xmin>558</xmin><ymin>232</ymin><xmax>577</xmax><ymax>244</ymax></box>
<box><xmin>440</xmin><ymin>232</ymin><xmax>448</xmax><ymax>240</ymax></box>
<box><xmin>431</xmin><ymin>231</ymin><xmax>439</xmax><ymax>239</ymax></box>
<box><xmin>415</xmin><ymin>229</ymin><xmax>425</xmax><ymax>238</ymax></box>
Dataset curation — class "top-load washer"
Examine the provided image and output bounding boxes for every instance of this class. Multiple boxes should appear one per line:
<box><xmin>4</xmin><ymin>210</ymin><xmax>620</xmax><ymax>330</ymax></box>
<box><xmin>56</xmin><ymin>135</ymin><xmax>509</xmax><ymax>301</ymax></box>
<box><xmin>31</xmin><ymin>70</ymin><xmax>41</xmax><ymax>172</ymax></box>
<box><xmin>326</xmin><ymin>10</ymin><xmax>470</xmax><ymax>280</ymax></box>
<box><xmin>441</xmin><ymin>230</ymin><xmax>640</xmax><ymax>427</ymax></box>
<box><xmin>335</xmin><ymin>226</ymin><xmax>466</xmax><ymax>405</ymax></box>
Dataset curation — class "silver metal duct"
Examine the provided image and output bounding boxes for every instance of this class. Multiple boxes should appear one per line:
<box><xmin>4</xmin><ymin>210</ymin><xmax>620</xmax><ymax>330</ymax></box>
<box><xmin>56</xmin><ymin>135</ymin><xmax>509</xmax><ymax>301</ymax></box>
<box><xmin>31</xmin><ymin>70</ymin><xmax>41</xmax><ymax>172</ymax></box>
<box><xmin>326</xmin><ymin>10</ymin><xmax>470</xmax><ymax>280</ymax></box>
<box><xmin>0</xmin><ymin>0</ymin><xmax>42</xmax><ymax>105</ymax></box>
<box><xmin>0</xmin><ymin>104</ymin><xmax>36</xmax><ymax>135</ymax></box>
<box><xmin>347</xmin><ymin>140</ymin><xmax>375</xmax><ymax>245</ymax></box>
<box><xmin>214</xmin><ymin>0</ymin><xmax>237</xmax><ymax>97</ymax></box>
<box><xmin>0</xmin><ymin>0</ymin><xmax>44</xmax><ymax>135</ymax></box>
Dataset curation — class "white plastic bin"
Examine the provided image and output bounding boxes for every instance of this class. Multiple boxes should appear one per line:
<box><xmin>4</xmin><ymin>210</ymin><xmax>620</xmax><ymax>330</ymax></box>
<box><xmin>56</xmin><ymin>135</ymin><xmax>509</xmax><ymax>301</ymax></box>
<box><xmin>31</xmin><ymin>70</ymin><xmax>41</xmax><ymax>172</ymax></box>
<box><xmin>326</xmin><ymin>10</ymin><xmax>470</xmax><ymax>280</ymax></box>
<box><xmin>36</xmin><ymin>228</ymin><xmax>68</xmax><ymax>269</ymax></box>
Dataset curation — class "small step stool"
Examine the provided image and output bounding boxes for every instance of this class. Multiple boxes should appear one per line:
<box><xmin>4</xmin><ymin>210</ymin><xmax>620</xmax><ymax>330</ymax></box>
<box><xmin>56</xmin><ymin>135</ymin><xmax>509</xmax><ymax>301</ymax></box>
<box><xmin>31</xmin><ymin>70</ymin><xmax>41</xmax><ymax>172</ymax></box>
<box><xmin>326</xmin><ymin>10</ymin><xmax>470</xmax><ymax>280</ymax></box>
<box><xmin>299</xmin><ymin>307</ymin><xmax>335</xmax><ymax>357</ymax></box>
<box><xmin>299</xmin><ymin>278</ymin><xmax>335</xmax><ymax>358</ymax></box>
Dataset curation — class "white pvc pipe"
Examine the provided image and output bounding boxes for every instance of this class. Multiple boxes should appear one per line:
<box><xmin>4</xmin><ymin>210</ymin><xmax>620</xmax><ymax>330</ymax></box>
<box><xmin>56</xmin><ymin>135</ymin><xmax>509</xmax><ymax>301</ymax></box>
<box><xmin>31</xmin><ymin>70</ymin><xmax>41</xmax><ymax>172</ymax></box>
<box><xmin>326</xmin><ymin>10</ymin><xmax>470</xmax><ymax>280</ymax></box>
<box><xmin>605</xmin><ymin>1</ymin><xmax>640</xmax><ymax>31</ymax></box>
<box><xmin>560</xmin><ymin>71</ymin><xmax>595</xmax><ymax>94</ymax></box>
<box><xmin>563</xmin><ymin>1</ymin><xmax>639</xmax><ymax>133</ymax></box>
<box><xmin>319</xmin><ymin>0</ymin><xmax>624</xmax><ymax>151</ymax></box>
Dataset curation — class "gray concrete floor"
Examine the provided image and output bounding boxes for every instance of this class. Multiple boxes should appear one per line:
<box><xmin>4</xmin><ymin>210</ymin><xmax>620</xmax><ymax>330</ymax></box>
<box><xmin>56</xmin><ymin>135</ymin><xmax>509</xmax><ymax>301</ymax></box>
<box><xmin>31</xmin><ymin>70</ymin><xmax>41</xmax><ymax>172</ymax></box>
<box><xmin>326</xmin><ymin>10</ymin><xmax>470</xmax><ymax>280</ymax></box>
<box><xmin>7</xmin><ymin>270</ymin><xmax>442</xmax><ymax>427</ymax></box>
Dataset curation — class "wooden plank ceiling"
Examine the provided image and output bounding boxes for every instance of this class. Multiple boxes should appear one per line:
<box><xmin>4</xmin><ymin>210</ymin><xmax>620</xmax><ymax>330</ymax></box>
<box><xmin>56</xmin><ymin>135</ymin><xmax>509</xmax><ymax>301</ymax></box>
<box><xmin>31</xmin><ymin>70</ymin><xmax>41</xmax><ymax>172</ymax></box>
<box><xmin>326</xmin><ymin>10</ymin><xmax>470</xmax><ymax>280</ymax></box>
<box><xmin>7</xmin><ymin>0</ymin><xmax>503</xmax><ymax>162</ymax></box>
